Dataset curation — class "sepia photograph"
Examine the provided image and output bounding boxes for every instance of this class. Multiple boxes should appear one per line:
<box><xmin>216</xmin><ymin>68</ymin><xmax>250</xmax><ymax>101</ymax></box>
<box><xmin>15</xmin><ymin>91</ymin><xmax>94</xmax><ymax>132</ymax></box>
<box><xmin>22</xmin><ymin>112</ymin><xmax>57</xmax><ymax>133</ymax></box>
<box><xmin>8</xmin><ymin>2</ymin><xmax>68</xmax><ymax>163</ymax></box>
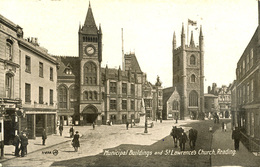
<box><xmin>0</xmin><ymin>0</ymin><xmax>260</xmax><ymax>166</ymax></box>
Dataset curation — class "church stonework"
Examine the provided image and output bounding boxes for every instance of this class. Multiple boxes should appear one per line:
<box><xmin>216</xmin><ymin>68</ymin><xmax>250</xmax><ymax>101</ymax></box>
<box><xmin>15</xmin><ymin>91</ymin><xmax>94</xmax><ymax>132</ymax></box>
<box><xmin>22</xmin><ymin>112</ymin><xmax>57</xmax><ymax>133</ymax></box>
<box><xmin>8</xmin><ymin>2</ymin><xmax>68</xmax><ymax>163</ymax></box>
<box><xmin>172</xmin><ymin>24</ymin><xmax>205</xmax><ymax>120</ymax></box>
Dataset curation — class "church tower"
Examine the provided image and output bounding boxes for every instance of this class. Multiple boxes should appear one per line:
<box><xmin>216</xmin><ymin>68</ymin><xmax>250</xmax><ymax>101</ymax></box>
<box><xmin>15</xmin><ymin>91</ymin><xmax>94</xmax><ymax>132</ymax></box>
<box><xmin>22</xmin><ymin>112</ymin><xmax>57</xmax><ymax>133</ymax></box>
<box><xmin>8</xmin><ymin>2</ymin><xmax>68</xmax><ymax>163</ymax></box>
<box><xmin>172</xmin><ymin>24</ymin><xmax>204</xmax><ymax>120</ymax></box>
<box><xmin>78</xmin><ymin>2</ymin><xmax>103</xmax><ymax>125</ymax></box>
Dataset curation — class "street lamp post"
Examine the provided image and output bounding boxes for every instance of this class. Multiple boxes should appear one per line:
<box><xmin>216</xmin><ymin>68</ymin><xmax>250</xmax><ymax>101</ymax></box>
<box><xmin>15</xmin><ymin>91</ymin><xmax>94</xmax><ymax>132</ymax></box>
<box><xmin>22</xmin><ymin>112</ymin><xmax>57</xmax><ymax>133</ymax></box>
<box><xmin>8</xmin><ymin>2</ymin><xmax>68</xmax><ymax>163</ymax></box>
<box><xmin>144</xmin><ymin>100</ymin><xmax>148</xmax><ymax>133</ymax></box>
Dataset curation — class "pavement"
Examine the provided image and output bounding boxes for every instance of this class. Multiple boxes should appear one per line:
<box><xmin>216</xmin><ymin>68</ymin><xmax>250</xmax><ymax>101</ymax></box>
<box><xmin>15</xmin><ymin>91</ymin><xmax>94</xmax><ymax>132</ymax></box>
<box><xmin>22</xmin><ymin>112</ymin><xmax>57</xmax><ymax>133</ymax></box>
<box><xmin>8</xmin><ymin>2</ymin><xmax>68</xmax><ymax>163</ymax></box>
<box><xmin>0</xmin><ymin>120</ymin><xmax>259</xmax><ymax>166</ymax></box>
<box><xmin>211</xmin><ymin>122</ymin><xmax>260</xmax><ymax>166</ymax></box>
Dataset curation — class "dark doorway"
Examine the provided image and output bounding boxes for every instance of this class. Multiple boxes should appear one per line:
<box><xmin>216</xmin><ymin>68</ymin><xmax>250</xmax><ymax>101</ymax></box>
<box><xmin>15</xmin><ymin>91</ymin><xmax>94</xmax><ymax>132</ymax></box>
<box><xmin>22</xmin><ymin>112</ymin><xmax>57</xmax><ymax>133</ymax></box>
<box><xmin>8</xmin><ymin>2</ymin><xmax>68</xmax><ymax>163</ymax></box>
<box><xmin>82</xmin><ymin>105</ymin><xmax>98</xmax><ymax>125</ymax></box>
<box><xmin>36</xmin><ymin>114</ymin><xmax>45</xmax><ymax>137</ymax></box>
<box><xmin>110</xmin><ymin>115</ymin><xmax>116</xmax><ymax>124</ymax></box>
<box><xmin>83</xmin><ymin>114</ymin><xmax>98</xmax><ymax>125</ymax></box>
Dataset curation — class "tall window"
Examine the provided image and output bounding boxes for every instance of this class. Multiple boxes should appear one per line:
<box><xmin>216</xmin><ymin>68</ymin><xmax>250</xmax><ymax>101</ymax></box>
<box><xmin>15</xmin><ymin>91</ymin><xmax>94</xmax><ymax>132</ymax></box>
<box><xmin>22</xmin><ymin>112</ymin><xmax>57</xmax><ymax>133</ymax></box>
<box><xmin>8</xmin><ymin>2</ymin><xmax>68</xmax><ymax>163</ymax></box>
<box><xmin>84</xmin><ymin>91</ymin><xmax>88</xmax><ymax>100</ymax></box>
<box><xmin>25</xmin><ymin>56</ymin><xmax>31</xmax><ymax>73</ymax></box>
<box><xmin>84</xmin><ymin>62</ymin><xmax>97</xmax><ymax>85</ymax></box>
<box><xmin>247</xmin><ymin>83</ymin><xmax>250</xmax><ymax>103</ymax></box>
<box><xmin>131</xmin><ymin>84</ymin><xmax>135</xmax><ymax>95</ymax></box>
<box><xmin>59</xmin><ymin>85</ymin><xmax>67</xmax><ymax>108</ymax></box>
<box><xmin>50</xmin><ymin>67</ymin><xmax>53</xmax><ymax>81</ymax></box>
<box><xmin>25</xmin><ymin>83</ymin><xmax>31</xmax><ymax>103</ymax></box>
<box><xmin>5</xmin><ymin>73</ymin><xmax>13</xmax><ymax>98</ymax></box>
<box><xmin>189</xmin><ymin>90</ymin><xmax>198</xmax><ymax>106</ymax></box>
<box><xmin>50</xmin><ymin>89</ymin><xmax>53</xmax><ymax>105</ymax></box>
<box><xmin>191</xmin><ymin>74</ymin><xmax>195</xmax><ymax>82</ymax></box>
<box><xmin>246</xmin><ymin>54</ymin><xmax>249</xmax><ymax>72</ymax></box>
<box><xmin>110</xmin><ymin>82</ymin><xmax>117</xmax><ymax>93</ymax></box>
<box><xmin>172</xmin><ymin>100</ymin><xmax>179</xmax><ymax>110</ymax></box>
<box><xmin>69</xmin><ymin>85</ymin><xmax>76</xmax><ymax>108</ymax></box>
<box><xmin>251</xmin><ymin>80</ymin><xmax>254</xmax><ymax>102</ymax></box>
<box><xmin>94</xmin><ymin>91</ymin><xmax>98</xmax><ymax>100</ymax></box>
<box><xmin>250</xmin><ymin>48</ymin><xmax>254</xmax><ymax>68</ymax></box>
<box><xmin>190</xmin><ymin>55</ymin><xmax>196</xmax><ymax>65</ymax></box>
<box><xmin>242</xmin><ymin>60</ymin><xmax>245</xmax><ymax>75</ymax></box>
<box><xmin>131</xmin><ymin>100</ymin><xmax>135</xmax><ymax>110</ymax></box>
<box><xmin>39</xmin><ymin>87</ymin><xmax>43</xmax><ymax>104</ymax></box>
<box><xmin>110</xmin><ymin>100</ymin><xmax>117</xmax><ymax>110</ymax></box>
<box><xmin>122</xmin><ymin>100</ymin><xmax>127</xmax><ymax>110</ymax></box>
<box><xmin>39</xmin><ymin>62</ymin><xmax>43</xmax><ymax>77</ymax></box>
<box><xmin>6</xmin><ymin>40</ymin><xmax>12</xmax><ymax>60</ymax></box>
<box><xmin>122</xmin><ymin>83</ymin><xmax>127</xmax><ymax>94</ymax></box>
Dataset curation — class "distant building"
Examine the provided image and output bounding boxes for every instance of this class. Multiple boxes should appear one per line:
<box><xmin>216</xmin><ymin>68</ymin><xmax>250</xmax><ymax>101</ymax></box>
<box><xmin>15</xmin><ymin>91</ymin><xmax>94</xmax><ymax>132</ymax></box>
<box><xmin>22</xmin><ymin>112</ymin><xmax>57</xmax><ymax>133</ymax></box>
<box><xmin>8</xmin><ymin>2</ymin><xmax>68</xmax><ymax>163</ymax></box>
<box><xmin>0</xmin><ymin>14</ymin><xmax>58</xmax><ymax>141</ymax></box>
<box><xmin>207</xmin><ymin>83</ymin><xmax>231</xmax><ymax>118</ymax></box>
<box><xmin>55</xmin><ymin>4</ymin><xmax>154</xmax><ymax>125</ymax></box>
<box><xmin>233</xmin><ymin>1</ymin><xmax>260</xmax><ymax>151</ymax></box>
<box><xmin>204</xmin><ymin>93</ymin><xmax>218</xmax><ymax>118</ymax></box>
<box><xmin>163</xmin><ymin>87</ymin><xmax>180</xmax><ymax>120</ymax></box>
<box><xmin>172</xmin><ymin>24</ymin><xmax>205</xmax><ymax>119</ymax></box>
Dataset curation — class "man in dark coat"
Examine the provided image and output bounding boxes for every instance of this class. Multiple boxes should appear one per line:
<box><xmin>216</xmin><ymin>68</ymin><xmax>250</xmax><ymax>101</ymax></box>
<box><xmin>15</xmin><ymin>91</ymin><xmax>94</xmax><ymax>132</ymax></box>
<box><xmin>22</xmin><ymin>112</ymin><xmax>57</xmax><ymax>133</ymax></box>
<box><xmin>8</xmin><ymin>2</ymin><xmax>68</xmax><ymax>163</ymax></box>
<box><xmin>232</xmin><ymin>127</ymin><xmax>241</xmax><ymax>150</ymax></box>
<box><xmin>72</xmin><ymin>131</ymin><xmax>80</xmax><ymax>152</ymax></box>
<box><xmin>42</xmin><ymin>128</ymin><xmax>47</xmax><ymax>145</ymax></box>
<box><xmin>13</xmin><ymin>134</ymin><xmax>20</xmax><ymax>157</ymax></box>
<box><xmin>59</xmin><ymin>125</ymin><xmax>63</xmax><ymax>136</ymax></box>
<box><xmin>126</xmin><ymin>121</ymin><xmax>129</xmax><ymax>130</ymax></box>
<box><xmin>70</xmin><ymin>126</ymin><xmax>74</xmax><ymax>138</ymax></box>
<box><xmin>179</xmin><ymin>129</ymin><xmax>188</xmax><ymax>151</ymax></box>
<box><xmin>20</xmin><ymin>133</ymin><xmax>28</xmax><ymax>157</ymax></box>
<box><xmin>92</xmin><ymin>122</ymin><xmax>95</xmax><ymax>130</ymax></box>
<box><xmin>189</xmin><ymin>128</ymin><xmax>198</xmax><ymax>150</ymax></box>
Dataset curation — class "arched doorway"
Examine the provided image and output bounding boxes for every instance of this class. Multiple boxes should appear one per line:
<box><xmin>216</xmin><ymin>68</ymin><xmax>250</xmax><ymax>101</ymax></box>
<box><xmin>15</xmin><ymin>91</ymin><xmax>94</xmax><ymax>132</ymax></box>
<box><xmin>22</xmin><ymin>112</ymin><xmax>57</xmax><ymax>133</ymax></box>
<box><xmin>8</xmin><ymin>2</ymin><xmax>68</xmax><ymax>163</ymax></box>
<box><xmin>82</xmin><ymin>105</ymin><xmax>98</xmax><ymax>125</ymax></box>
<box><xmin>225</xmin><ymin>111</ymin><xmax>229</xmax><ymax>118</ymax></box>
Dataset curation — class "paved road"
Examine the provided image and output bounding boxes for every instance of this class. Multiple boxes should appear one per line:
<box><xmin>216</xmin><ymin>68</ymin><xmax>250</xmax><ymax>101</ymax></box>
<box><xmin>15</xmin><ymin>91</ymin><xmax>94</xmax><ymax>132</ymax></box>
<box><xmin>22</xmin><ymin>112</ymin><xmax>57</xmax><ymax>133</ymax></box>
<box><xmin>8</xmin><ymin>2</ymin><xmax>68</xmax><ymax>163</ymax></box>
<box><xmin>1</xmin><ymin>119</ymin><xmax>259</xmax><ymax>167</ymax></box>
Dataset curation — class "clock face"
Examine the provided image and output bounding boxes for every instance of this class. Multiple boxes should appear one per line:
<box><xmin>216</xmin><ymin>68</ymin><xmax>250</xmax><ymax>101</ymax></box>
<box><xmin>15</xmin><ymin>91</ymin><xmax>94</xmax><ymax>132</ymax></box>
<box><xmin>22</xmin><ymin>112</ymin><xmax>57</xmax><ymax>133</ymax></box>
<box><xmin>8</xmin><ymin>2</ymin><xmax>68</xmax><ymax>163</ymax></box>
<box><xmin>84</xmin><ymin>45</ymin><xmax>96</xmax><ymax>55</ymax></box>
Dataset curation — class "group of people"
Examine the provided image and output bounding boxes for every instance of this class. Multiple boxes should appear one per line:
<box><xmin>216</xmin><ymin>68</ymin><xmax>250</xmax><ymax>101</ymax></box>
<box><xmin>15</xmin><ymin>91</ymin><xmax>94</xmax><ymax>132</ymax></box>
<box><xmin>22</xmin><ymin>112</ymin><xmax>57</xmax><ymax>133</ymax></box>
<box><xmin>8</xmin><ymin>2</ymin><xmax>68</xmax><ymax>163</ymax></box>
<box><xmin>170</xmin><ymin>126</ymin><xmax>198</xmax><ymax>151</ymax></box>
<box><xmin>13</xmin><ymin>132</ymin><xmax>29</xmax><ymax>157</ymax></box>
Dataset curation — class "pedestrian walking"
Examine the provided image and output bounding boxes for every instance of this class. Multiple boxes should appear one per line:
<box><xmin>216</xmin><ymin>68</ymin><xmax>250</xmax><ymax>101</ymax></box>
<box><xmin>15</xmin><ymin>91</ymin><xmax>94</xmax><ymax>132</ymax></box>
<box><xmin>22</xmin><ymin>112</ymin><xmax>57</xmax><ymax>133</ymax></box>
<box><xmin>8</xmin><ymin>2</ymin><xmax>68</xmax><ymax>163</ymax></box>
<box><xmin>92</xmin><ymin>122</ymin><xmax>95</xmax><ymax>130</ymax></box>
<box><xmin>189</xmin><ymin>128</ymin><xmax>198</xmax><ymax>150</ymax></box>
<box><xmin>59</xmin><ymin>124</ymin><xmax>63</xmax><ymax>136</ymax></box>
<box><xmin>72</xmin><ymin>131</ymin><xmax>80</xmax><ymax>152</ymax></box>
<box><xmin>224</xmin><ymin>123</ymin><xmax>227</xmax><ymax>132</ymax></box>
<box><xmin>170</xmin><ymin>126</ymin><xmax>179</xmax><ymax>148</ymax></box>
<box><xmin>222</xmin><ymin>122</ymin><xmax>225</xmax><ymax>131</ymax></box>
<box><xmin>42</xmin><ymin>128</ymin><xmax>47</xmax><ymax>145</ymax></box>
<box><xmin>126</xmin><ymin>121</ymin><xmax>129</xmax><ymax>130</ymax></box>
<box><xmin>70</xmin><ymin>126</ymin><xmax>74</xmax><ymax>138</ymax></box>
<box><xmin>232</xmin><ymin>127</ymin><xmax>241</xmax><ymax>150</ymax></box>
<box><xmin>13</xmin><ymin>134</ymin><xmax>20</xmax><ymax>157</ymax></box>
<box><xmin>179</xmin><ymin>129</ymin><xmax>188</xmax><ymax>151</ymax></box>
<box><xmin>20</xmin><ymin>133</ymin><xmax>28</xmax><ymax>157</ymax></box>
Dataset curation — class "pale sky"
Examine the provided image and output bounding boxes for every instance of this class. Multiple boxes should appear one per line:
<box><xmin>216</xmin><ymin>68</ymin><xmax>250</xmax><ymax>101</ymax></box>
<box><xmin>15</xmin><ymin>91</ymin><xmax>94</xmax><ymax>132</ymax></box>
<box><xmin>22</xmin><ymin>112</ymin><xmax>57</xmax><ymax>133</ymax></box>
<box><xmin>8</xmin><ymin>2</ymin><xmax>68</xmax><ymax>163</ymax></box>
<box><xmin>0</xmin><ymin>0</ymin><xmax>258</xmax><ymax>91</ymax></box>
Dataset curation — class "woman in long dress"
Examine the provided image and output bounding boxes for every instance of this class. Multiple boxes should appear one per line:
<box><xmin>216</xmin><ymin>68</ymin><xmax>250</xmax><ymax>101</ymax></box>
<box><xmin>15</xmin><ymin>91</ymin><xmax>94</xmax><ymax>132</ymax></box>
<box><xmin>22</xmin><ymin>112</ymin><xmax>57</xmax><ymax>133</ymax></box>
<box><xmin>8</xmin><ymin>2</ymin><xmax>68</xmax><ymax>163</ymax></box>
<box><xmin>72</xmin><ymin>131</ymin><xmax>80</xmax><ymax>152</ymax></box>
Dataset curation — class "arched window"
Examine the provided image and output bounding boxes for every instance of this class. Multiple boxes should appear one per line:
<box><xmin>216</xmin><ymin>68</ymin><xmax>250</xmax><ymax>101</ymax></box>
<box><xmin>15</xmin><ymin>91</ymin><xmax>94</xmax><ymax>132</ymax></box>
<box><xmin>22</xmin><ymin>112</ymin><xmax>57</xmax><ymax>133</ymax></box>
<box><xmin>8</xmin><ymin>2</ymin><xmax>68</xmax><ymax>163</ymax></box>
<box><xmin>58</xmin><ymin>85</ymin><xmax>67</xmax><ymax>108</ymax></box>
<box><xmin>94</xmin><ymin>91</ymin><xmax>98</xmax><ymax>100</ymax></box>
<box><xmin>6</xmin><ymin>39</ymin><xmax>13</xmax><ymax>60</ymax></box>
<box><xmin>5</xmin><ymin>73</ymin><xmax>13</xmax><ymax>98</ymax></box>
<box><xmin>190</xmin><ymin>55</ymin><xmax>196</xmax><ymax>65</ymax></box>
<box><xmin>172</xmin><ymin>100</ymin><xmax>179</xmax><ymax>110</ymax></box>
<box><xmin>89</xmin><ymin>91</ymin><xmax>93</xmax><ymax>100</ymax></box>
<box><xmin>69</xmin><ymin>85</ymin><xmax>76</xmax><ymax>109</ymax></box>
<box><xmin>84</xmin><ymin>91</ymin><xmax>88</xmax><ymax>100</ymax></box>
<box><xmin>189</xmin><ymin>90</ymin><xmax>198</xmax><ymax>106</ymax></box>
<box><xmin>191</xmin><ymin>74</ymin><xmax>196</xmax><ymax>82</ymax></box>
<box><xmin>84</xmin><ymin>62</ymin><xmax>97</xmax><ymax>85</ymax></box>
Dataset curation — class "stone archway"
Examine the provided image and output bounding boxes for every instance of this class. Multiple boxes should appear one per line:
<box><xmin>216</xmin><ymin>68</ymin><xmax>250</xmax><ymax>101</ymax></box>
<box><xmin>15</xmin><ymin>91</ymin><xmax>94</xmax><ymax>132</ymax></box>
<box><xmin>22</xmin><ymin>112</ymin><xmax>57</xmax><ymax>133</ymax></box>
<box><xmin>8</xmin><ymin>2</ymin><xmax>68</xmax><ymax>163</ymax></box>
<box><xmin>82</xmin><ymin>105</ymin><xmax>98</xmax><ymax>125</ymax></box>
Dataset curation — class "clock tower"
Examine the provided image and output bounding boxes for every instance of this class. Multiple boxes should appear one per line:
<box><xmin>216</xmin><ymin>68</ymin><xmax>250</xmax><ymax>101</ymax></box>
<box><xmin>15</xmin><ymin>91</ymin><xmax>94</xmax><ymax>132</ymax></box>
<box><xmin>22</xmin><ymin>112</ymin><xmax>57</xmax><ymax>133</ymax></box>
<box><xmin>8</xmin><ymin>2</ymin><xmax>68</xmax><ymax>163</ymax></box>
<box><xmin>78</xmin><ymin>2</ymin><xmax>103</xmax><ymax>125</ymax></box>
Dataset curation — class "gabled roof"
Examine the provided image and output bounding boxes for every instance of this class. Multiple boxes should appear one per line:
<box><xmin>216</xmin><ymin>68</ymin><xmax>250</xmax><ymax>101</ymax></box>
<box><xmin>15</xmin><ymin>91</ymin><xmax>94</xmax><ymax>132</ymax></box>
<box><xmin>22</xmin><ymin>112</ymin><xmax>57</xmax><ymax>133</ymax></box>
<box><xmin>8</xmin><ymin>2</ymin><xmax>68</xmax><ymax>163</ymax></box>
<box><xmin>124</xmin><ymin>53</ymin><xmax>142</xmax><ymax>72</ymax></box>
<box><xmin>163</xmin><ymin>87</ymin><xmax>175</xmax><ymax>104</ymax></box>
<box><xmin>54</xmin><ymin>56</ymin><xmax>80</xmax><ymax>78</ymax></box>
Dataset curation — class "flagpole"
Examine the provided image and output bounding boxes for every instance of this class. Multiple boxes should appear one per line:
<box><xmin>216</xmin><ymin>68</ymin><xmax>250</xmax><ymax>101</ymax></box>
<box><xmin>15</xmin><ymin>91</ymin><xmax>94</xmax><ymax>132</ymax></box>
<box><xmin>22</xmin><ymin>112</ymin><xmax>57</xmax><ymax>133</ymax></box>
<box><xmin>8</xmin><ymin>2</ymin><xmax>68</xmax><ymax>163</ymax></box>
<box><xmin>187</xmin><ymin>20</ymin><xmax>189</xmax><ymax>45</ymax></box>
